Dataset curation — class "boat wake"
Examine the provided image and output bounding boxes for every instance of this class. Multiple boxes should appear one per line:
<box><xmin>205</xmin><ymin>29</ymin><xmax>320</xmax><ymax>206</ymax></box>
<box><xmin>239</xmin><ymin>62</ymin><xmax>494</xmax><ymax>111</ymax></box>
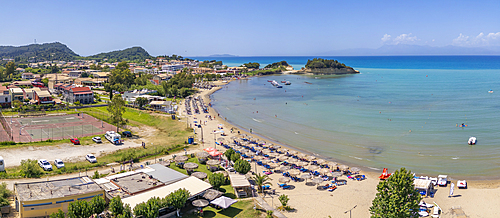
<box><xmin>452</xmin><ymin>157</ymin><xmax>460</xmax><ymax>160</ymax></box>
<box><xmin>252</xmin><ymin>118</ymin><xmax>263</xmax><ymax>123</ymax></box>
<box><xmin>349</xmin><ymin>156</ymin><xmax>363</xmax><ymax>160</ymax></box>
<box><xmin>294</xmin><ymin>132</ymin><xmax>299</xmax><ymax>134</ymax></box>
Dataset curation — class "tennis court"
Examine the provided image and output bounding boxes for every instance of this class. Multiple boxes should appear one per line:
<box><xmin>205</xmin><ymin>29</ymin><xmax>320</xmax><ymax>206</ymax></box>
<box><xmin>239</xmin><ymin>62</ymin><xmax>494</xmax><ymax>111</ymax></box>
<box><xmin>8</xmin><ymin>113</ymin><xmax>116</xmax><ymax>143</ymax></box>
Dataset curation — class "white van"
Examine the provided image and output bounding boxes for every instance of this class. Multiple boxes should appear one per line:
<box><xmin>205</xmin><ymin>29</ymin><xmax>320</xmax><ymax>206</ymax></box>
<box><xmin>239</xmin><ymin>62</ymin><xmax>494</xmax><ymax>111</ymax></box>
<box><xmin>0</xmin><ymin>156</ymin><xmax>5</xmax><ymax>172</ymax></box>
<box><xmin>105</xmin><ymin>131</ymin><xmax>122</xmax><ymax>145</ymax></box>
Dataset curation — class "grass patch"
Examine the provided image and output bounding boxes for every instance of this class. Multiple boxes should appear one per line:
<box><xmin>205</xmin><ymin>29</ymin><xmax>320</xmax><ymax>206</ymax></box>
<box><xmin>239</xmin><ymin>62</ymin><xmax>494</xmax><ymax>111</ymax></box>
<box><xmin>0</xmin><ymin>135</ymin><xmax>97</xmax><ymax>149</ymax></box>
<box><xmin>184</xmin><ymin>200</ymin><xmax>264</xmax><ymax>218</ymax></box>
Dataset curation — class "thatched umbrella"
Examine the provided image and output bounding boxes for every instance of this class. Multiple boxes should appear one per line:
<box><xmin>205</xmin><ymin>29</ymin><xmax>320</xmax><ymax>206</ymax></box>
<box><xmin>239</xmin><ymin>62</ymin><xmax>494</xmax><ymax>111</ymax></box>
<box><xmin>279</xmin><ymin>166</ymin><xmax>290</xmax><ymax>172</ymax></box>
<box><xmin>295</xmin><ymin>161</ymin><xmax>307</xmax><ymax>167</ymax></box>
<box><xmin>230</xmin><ymin>136</ymin><xmax>237</xmax><ymax>140</ymax></box>
<box><xmin>307</xmin><ymin>165</ymin><xmax>320</xmax><ymax>172</ymax></box>
<box><xmin>316</xmin><ymin>159</ymin><xmax>326</xmax><ymax>165</ymax></box>
<box><xmin>241</xmin><ymin>133</ymin><xmax>247</xmax><ymax>137</ymax></box>
<box><xmin>196</xmin><ymin>151</ymin><xmax>210</xmax><ymax>158</ymax></box>
<box><xmin>192</xmin><ymin>172</ymin><xmax>208</xmax><ymax>180</ymax></box>
<box><xmin>331</xmin><ymin>172</ymin><xmax>343</xmax><ymax>178</ymax></box>
<box><xmin>214</xmin><ymin>171</ymin><xmax>229</xmax><ymax>177</ymax></box>
<box><xmin>319</xmin><ymin>168</ymin><xmax>331</xmax><ymax>175</ymax></box>
<box><xmin>312</xmin><ymin>178</ymin><xmax>324</xmax><ymax>186</ymax></box>
<box><xmin>300</xmin><ymin>174</ymin><xmax>312</xmax><ymax>183</ymax></box>
<box><xmin>247</xmin><ymin>135</ymin><xmax>253</xmax><ymax>139</ymax></box>
<box><xmin>203</xmin><ymin>189</ymin><xmax>224</xmax><ymax>201</ymax></box>
<box><xmin>192</xmin><ymin>199</ymin><xmax>209</xmax><ymax>208</ymax></box>
<box><xmin>307</xmin><ymin>155</ymin><xmax>317</xmax><ymax>161</ymax></box>
<box><xmin>289</xmin><ymin>150</ymin><xmax>298</xmax><ymax>155</ymax></box>
<box><xmin>287</xmin><ymin>159</ymin><xmax>298</xmax><ymax>164</ymax></box>
<box><xmin>278</xmin><ymin>155</ymin><xmax>289</xmax><ymax>161</ymax></box>
<box><xmin>297</xmin><ymin>153</ymin><xmax>307</xmax><ymax>159</ymax></box>
<box><xmin>217</xmin><ymin>137</ymin><xmax>225</xmax><ymax>142</ymax></box>
<box><xmin>268</xmin><ymin>163</ymin><xmax>279</xmax><ymax>169</ymax></box>
<box><xmin>288</xmin><ymin>169</ymin><xmax>301</xmax><ymax>176</ymax></box>
<box><xmin>159</xmin><ymin>160</ymin><xmax>171</xmax><ymax>167</ymax></box>
<box><xmin>254</xmin><ymin>156</ymin><xmax>264</xmax><ymax>161</ymax></box>
<box><xmin>262</xmin><ymin>149</ymin><xmax>271</xmax><ymax>154</ymax></box>
<box><xmin>328</xmin><ymin>162</ymin><xmax>339</xmax><ymax>169</ymax></box>
<box><xmin>228</xmin><ymin>143</ymin><xmax>237</xmax><ymax>147</ymax></box>
<box><xmin>184</xmin><ymin>162</ymin><xmax>199</xmax><ymax>170</ymax></box>
<box><xmin>279</xmin><ymin>177</ymin><xmax>291</xmax><ymax>183</ymax></box>
<box><xmin>281</xmin><ymin>148</ymin><xmax>289</xmax><ymax>153</ymax></box>
<box><xmin>254</xmin><ymin>147</ymin><xmax>263</xmax><ymax>151</ymax></box>
<box><xmin>261</xmin><ymin>159</ymin><xmax>271</xmax><ymax>165</ymax></box>
<box><xmin>207</xmin><ymin>159</ymin><xmax>220</xmax><ymax>166</ymax></box>
<box><xmin>351</xmin><ymin>167</ymin><xmax>361</xmax><ymax>174</ymax></box>
<box><xmin>267</xmin><ymin>152</ymin><xmax>279</xmax><ymax>158</ymax></box>
<box><xmin>241</xmin><ymin>148</ymin><xmax>250</xmax><ymax>154</ymax></box>
<box><xmin>174</xmin><ymin>155</ymin><xmax>188</xmax><ymax>163</ymax></box>
<box><xmin>339</xmin><ymin>165</ymin><xmax>349</xmax><ymax>172</ymax></box>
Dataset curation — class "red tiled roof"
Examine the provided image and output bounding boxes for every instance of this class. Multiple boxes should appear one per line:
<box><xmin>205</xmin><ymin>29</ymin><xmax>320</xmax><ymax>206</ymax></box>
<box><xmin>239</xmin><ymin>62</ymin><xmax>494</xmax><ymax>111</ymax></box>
<box><xmin>75</xmin><ymin>91</ymin><xmax>93</xmax><ymax>95</ymax></box>
<box><xmin>70</xmin><ymin>87</ymin><xmax>92</xmax><ymax>93</ymax></box>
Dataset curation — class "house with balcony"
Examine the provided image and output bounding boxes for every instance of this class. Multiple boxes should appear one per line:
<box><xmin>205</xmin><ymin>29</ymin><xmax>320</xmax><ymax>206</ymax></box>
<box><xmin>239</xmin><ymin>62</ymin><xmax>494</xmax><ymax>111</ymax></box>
<box><xmin>64</xmin><ymin>87</ymin><xmax>94</xmax><ymax>104</ymax></box>
<box><xmin>34</xmin><ymin>89</ymin><xmax>54</xmax><ymax>105</ymax></box>
<box><xmin>0</xmin><ymin>86</ymin><xmax>11</xmax><ymax>107</ymax></box>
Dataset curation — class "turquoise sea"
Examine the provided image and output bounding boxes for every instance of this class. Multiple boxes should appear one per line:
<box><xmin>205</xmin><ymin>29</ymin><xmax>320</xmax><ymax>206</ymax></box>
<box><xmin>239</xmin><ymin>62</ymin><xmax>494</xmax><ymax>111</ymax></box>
<box><xmin>203</xmin><ymin>56</ymin><xmax>500</xmax><ymax>179</ymax></box>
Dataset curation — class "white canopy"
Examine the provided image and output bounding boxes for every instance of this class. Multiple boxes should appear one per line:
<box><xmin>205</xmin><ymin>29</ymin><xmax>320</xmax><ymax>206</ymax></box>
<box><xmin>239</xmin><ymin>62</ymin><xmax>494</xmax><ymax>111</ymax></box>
<box><xmin>211</xmin><ymin>196</ymin><xmax>237</xmax><ymax>209</ymax></box>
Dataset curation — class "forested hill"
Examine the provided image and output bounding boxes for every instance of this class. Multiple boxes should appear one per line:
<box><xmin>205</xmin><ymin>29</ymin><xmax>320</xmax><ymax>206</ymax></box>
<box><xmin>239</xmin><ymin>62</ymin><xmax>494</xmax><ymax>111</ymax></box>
<box><xmin>0</xmin><ymin>42</ymin><xmax>79</xmax><ymax>62</ymax></box>
<box><xmin>86</xmin><ymin>47</ymin><xmax>152</xmax><ymax>62</ymax></box>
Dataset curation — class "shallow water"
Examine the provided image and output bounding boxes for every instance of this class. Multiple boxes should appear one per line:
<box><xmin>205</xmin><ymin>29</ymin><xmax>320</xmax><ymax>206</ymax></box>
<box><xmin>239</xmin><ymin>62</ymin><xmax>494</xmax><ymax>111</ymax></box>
<box><xmin>210</xmin><ymin>56</ymin><xmax>500</xmax><ymax>178</ymax></box>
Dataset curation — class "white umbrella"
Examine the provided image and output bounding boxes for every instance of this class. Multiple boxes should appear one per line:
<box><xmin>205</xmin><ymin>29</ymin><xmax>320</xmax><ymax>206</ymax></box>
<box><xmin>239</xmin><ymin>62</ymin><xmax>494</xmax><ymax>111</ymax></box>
<box><xmin>192</xmin><ymin>199</ymin><xmax>209</xmax><ymax>207</ymax></box>
<box><xmin>262</xmin><ymin>149</ymin><xmax>271</xmax><ymax>154</ymax></box>
<box><xmin>307</xmin><ymin>155</ymin><xmax>317</xmax><ymax>161</ymax></box>
<box><xmin>312</xmin><ymin>178</ymin><xmax>324</xmax><ymax>185</ymax></box>
<box><xmin>307</xmin><ymin>165</ymin><xmax>319</xmax><ymax>171</ymax></box>
<box><xmin>328</xmin><ymin>162</ymin><xmax>339</xmax><ymax>169</ymax></box>
<box><xmin>279</xmin><ymin>177</ymin><xmax>291</xmax><ymax>183</ymax></box>
<box><xmin>288</xmin><ymin>169</ymin><xmax>301</xmax><ymax>176</ymax></box>
<box><xmin>297</xmin><ymin>153</ymin><xmax>307</xmax><ymax>159</ymax></box>
<box><xmin>254</xmin><ymin>156</ymin><xmax>264</xmax><ymax>161</ymax></box>
<box><xmin>339</xmin><ymin>165</ymin><xmax>349</xmax><ymax>171</ymax></box>
<box><xmin>211</xmin><ymin>196</ymin><xmax>237</xmax><ymax>209</ymax></box>
<box><xmin>319</xmin><ymin>168</ymin><xmax>331</xmax><ymax>175</ymax></box>
<box><xmin>301</xmin><ymin>174</ymin><xmax>312</xmax><ymax>182</ymax></box>
<box><xmin>316</xmin><ymin>159</ymin><xmax>326</xmax><ymax>165</ymax></box>
<box><xmin>351</xmin><ymin>167</ymin><xmax>361</xmax><ymax>174</ymax></box>
<box><xmin>268</xmin><ymin>163</ymin><xmax>279</xmax><ymax>169</ymax></box>
<box><xmin>331</xmin><ymin>172</ymin><xmax>343</xmax><ymax>178</ymax></box>
<box><xmin>289</xmin><ymin>151</ymin><xmax>298</xmax><ymax>155</ymax></box>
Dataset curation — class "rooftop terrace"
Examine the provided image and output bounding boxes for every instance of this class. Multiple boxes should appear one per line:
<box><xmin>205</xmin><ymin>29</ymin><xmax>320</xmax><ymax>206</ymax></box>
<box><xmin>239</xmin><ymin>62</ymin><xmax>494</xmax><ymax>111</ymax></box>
<box><xmin>15</xmin><ymin>177</ymin><xmax>102</xmax><ymax>201</ymax></box>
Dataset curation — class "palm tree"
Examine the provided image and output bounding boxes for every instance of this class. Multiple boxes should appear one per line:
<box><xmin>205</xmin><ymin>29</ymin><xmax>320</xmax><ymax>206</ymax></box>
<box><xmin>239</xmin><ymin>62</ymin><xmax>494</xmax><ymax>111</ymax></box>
<box><xmin>252</xmin><ymin>173</ymin><xmax>272</xmax><ymax>193</ymax></box>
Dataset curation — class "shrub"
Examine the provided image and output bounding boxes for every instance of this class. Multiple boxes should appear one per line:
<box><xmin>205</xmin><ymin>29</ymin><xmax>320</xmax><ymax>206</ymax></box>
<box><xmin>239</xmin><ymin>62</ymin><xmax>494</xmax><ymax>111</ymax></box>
<box><xmin>0</xmin><ymin>182</ymin><xmax>12</xmax><ymax>207</ymax></box>
<box><xmin>49</xmin><ymin>209</ymin><xmax>65</xmax><ymax>218</ymax></box>
<box><xmin>230</xmin><ymin>153</ymin><xmax>241</xmax><ymax>163</ymax></box>
<box><xmin>224</xmin><ymin>149</ymin><xmax>235</xmax><ymax>160</ymax></box>
<box><xmin>90</xmin><ymin>195</ymin><xmax>107</xmax><ymax>215</ymax></box>
<box><xmin>20</xmin><ymin>159</ymin><xmax>42</xmax><ymax>178</ymax></box>
<box><xmin>234</xmin><ymin>159</ymin><xmax>251</xmax><ymax>174</ymax></box>
<box><xmin>208</xmin><ymin>172</ymin><xmax>225</xmax><ymax>190</ymax></box>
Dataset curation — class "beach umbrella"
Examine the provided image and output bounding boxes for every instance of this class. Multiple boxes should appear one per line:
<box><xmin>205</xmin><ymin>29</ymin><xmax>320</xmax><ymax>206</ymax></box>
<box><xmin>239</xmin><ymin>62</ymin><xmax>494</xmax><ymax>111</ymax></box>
<box><xmin>288</xmin><ymin>169</ymin><xmax>301</xmax><ymax>176</ymax></box>
<box><xmin>192</xmin><ymin>172</ymin><xmax>208</xmax><ymax>180</ymax></box>
<box><xmin>253</xmin><ymin>138</ymin><xmax>260</xmax><ymax>142</ymax></box>
<box><xmin>295</xmin><ymin>161</ymin><xmax>307</xmax><ymax>167</ymax></box>
<box><xmin>241</xmin><ymin>148</ymin><xmax>250</xmax><ymax>153</ymax></box>
<box><xmin>307</xmin><ymin>155</ymin><xmax>317</xmax><ymax>161</ymax></box>
<box><xmin>211</xmin><ymin>196</ymin><xmax>237</xmax><ymax>209</ymax></box>
<box><xmin>351</xmin><ymin>167</ymin><xmax>361</xmax><ymax>174</ymax></box>
<box><xmin>214</xmin><ymin>171</ymin><xmax>229</xmax><ymax>177</ymax></box>
<box><xmin>278</xmin><ymin>155</ymin><xmax>289</xmax><ymax>161</ymax></box>
<box><xmin>312</xmin><ymin>178</ymin><xmax>324</xmax><ymax>185</ymax></box>
<box><xmin>192</xmin><ymin>199</ymin><xmax>209</xmax><ymax>208</ymax></box>
<box><xmin>279</xmin><ymin>166</ymin><xmax>290</xmax><ymax>172</ymax></box>
<box><xmin>254</xmin><ymin>156</ymin><xmax>264</xmax><ymax>161</ymax></box>
<box><xmin>174</xmin><ymin>155</ymin><xmax>188</xmax><ymax>163</ymax></box>
<box><xmin>300</xmin><ymin>174</ymin><xmax>312</xmax><ymax>183</ymax></box>
<box><xmin>316</xmin><ymin>159</ymin><xmax>326</xmax><ymax>165</ymax></box>
<box><xmin>247</xmin><ymin>135</ymin><xmax>253</xmax><ymax>139</ymax></box>
<box><xmin>207</xmin><ymin>159</ymin><xmax>220</xmax><ymax>166</ymax></box>
<box><xmin>184</xmin><ymin>162</ymin><xmax>199</xmax><ymax>170</ymax></box>
<box><xmin>228</xmin><ymin>143</ymin><xmax>237</xmax><ymax>147</ymax></box>
<box><xmin>196</xmin><ymin>151</ymin><xmax>210</xmax><ymax>158</ymax></box>
<box><xmin>281</xmin><ymin>148</ymin><xmax>289</xmax><ymax>153</ymax></box>
<box><xmin>261</xmin><ymin>159</ymin><xmax>271</xmax><ymax>165</ymax></box>
<box><xmin>328</xmin><ymin>162</ymin><xmax>339</xmax><ymax>169</ymax></box>
<box><xmin>331</xmin><ymin>172</ymin><xmax>343</xmax><ymax>178</ymax></box>
<box><xmin>262</xmin><ymin>149</ymin><xmax>271</xmax><ymax>154</ymax></box>
<box><xmin>233</xmin><ymin>146</ymin><xmax>243</xmax><ymax>151</ymax></box>
<box><xmin>203</xmin><ymin>189</ymin><xmax>224</xmax><ymax>201</ymax></box>
<box><xmin>297</xmin><ymin>153</ymin><xmax>307</xmax><ymax>159</ymax></box>
<box><xmin>319</xmin><ymin>168</ymin><xmax>331</xmax><ymax>175</ymax></box>
<box><xmin>307</xmin><ymin>165</ymin><xmax>319</xmax><ymax>171</ymax></box>
<box><xmin>259</xmin><ymin>141</ymin><xmax>266</xmax><ymax>146</ymax></box>
<box><xmin>230</xmin><ymin>136</ymin><xmax>237</xmax><ymax>139</ymax></box>
<box><xmin>287</xmin><ymin>159</ymin><xmax>298</xmax><ymax>164</ymax></box>
<box><xmin>339</xmin><ymin>165</ymin><xmax>349</xmax><ymax>171</ymax></box>
<box><xmin>269</xmin><ymin>163</ymin><xmax>279</xmax><ymax>169</ymax></box>
<box><xmin>289</xmin><ymin>150</ymin><xmax>298</xmax><ymax>155</ymax></box>
<box><xmin>272</xmin><ymin>145</ymin><xmax>281</xmax><ymax>149</ymax></box>
<box><xmin>279</xmin><ymin>177</ymin><xmax>291</xmax><ymax>183</ymax></box>
<box><xmin>159</xmin><ymin>160</ymin><xmax>171</xmax><ymax>167</ymax></box>
<box><xmin>241</xmin><ymin>133</ymin><xmax>247</xmax><ymax>137</ymax></box>
<box><xmin>267</xmin><ymin>152</ymin><xmax>279</xmax><ymax>158</ymax></box>
<box><xmin>254</xmin><ymin>147</ymin><xmax>264</xmax><ymax>151</ymax></box>
<box><xmin>217</xmin><ymin>137</ymin><xmax>225</xmax><ymax>141</ymax></box>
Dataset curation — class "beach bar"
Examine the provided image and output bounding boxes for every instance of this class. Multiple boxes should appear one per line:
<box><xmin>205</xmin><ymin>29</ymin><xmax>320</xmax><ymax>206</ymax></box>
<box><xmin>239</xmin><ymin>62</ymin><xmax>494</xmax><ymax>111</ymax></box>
<box><xmin>413</xmin><ymin>178</ymin><xmax>433</xmax><ymax>196</ymax></box>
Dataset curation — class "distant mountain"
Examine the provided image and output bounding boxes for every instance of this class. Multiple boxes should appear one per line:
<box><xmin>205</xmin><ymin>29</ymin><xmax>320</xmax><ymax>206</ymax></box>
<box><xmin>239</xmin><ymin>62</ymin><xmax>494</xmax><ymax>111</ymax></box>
<box><xmin>0</xmin><ymin>42</ymin><xmax>79</xmax><ymax>62</ymax></box>
<box><xmin>86</xmin><ymin>47</ymin><xmax>152</xmax><ymax>62</ymax></box>
<box><xmin>207</xmin><ymin>54</ymin><xmax>238</xmax><ymax>57</ymax></box>
<box><xmin>324</xmin><ymin>44</ymin><xmax>500</xmax><ymax>56</ymax></box>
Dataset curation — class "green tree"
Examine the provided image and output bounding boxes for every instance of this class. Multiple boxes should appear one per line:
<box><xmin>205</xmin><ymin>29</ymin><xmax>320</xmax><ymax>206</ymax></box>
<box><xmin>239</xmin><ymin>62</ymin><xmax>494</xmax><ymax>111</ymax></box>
<box><xmin>208</xmin><ymin>172</ymin><xmax>225</xmax><ymax>190</ymax></box>
<box><xmin>20</xmin><ymin>159</ymin><xmax>42</xmax><ymax>178</ymax></box>
<box><xmin>243</xmin><ymin>62</ymin><xmax>260</xmax><ymax>69</ymax></box>
<box><xmin>168</xmin><ymin>188</ymin><xmax>190</xmax><ymax>217</ymax></box>
<box><xmin>41</xmin><ymin>78</ymin><xmax>49</xmax><ymax>87</ymax></box>
<box><xmin>109</xmin><ymin>196</ymin><xmax>125</xmax><ymax>217</ymax></box>
<box><xmin>136</xmin><ymin>97</ymin><xmax>148</xmax><ymax>108</ymax></box>
<box><xmin>117</xmin><ymin>204</ymin><xmax>133</xmax><ymax>218</ymax></box>
<box><xmin>133</xmin><ymin>197</ymin><xmax>162</xmax><ymax>218</ymax></box>
<box><xmin>49</xmin><ymin>209</ymin><xmax>65</xmax><ymax>218</ymax></box>
<box><xmin>224</xmin><ymin>149</ymin><xmax>235</xmax><ymax>161</ymax></box>
<box><xmin>234</xmin><ymin>159</ymin><xmax>251</xmax><ymax>174</ymax></box>
<box><xmin>67</xmin><ymin>200</ymin><xmax>92</xmax><ymax>218</ymax></box>
<box><xmin>108</xmin><ymin>62</ymin><xmax>135</xmax><ymax>88</ymax></box>
<box><xmin>107</xmin><ymin>94</ymin><xmax>127</xmax><ymax>132</ymax></box>
<box><xmin>230</xmin><ymin>152</ymin><xmax>241</xmax><ymax>163</ymax></box>
<box><xmin>50</xmin><ymin>64</ymin><xmax>59</xmax><ymax>74</ymax></box>
<box><xmin>90</xmin><ymin>195</ymin><xmax>107</xmax><ymax>215</ymax></box>
<box><xmin>252</xmin><ymin>173</ymin><xmax>272</xmax><ymax>193</ymax></box>
<box><xmin>370</xmin><ymin>167</ymin><xmax>421</xmax><ymax>218</ymax></box>
<box><xmin>5</xmin><ymin>62</ymin><xmax>15</xmax><ymax>79</ymax></box>
<box><xmin>0</xmin><ymin>182</ymin><xmax>12</xmax><ymax>207</ymax></box>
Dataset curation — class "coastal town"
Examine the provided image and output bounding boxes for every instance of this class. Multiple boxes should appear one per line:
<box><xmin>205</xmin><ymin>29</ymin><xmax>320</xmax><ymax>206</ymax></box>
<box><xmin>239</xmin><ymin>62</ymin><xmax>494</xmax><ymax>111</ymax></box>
<box><xmin>0</xmin><ymin>43</ymin><xmax>498</xmax><ymax>218</ymax></box>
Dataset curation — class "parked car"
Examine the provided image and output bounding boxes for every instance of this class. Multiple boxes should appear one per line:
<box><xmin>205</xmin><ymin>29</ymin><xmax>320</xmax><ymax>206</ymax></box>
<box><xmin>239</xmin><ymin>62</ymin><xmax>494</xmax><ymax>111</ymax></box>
<box><xmin>92</xmin><ymin>137</ymin><xmax>102</xmax><ymax>143</ymax></box>
<box><xmin>437</xmin><ymin>175</ymin><xmax>448</xmax><ymax>186</ymax></box>
<box><xmin>38</xmin><ymin>159</ymin><xmax>53</xmax><ymax>171</ymax></box>
<box><xmin>54</xmin><ymin>159</ymin><xmax>65</xmax><ymax>169</ymax></box>
<box><xmin>86</xmin><ymin>154</ymin><xmax>97</xmax><ymax>163</ymax></box>
<box><xmin>121</xmin><ymin>131</ymin><xmax>132</xmax><ymax>137</ymax></box>
<box><xmin>70</xmin><ymin>138</ymin><xmax>80</xmax><ymax>145</ymax></box>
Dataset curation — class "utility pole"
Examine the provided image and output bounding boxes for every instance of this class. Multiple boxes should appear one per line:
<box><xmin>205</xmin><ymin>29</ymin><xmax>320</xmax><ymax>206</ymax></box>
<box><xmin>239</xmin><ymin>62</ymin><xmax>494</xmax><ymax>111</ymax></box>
<box><xmin>344</xmin><ymin>205</ymin><xmax>357</xmax><ymax>218</ymax></box>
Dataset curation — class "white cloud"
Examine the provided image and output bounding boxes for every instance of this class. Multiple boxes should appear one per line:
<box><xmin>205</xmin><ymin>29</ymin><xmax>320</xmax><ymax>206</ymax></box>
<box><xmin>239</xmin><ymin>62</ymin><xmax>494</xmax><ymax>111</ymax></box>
<box><xmin>452</xmin><ymin>32</ymin><xmax>500</xmax><ymax>46</ymax></box>
<box><xmin>381</xmin><ymin>33</ymin><xmax>419</xmax><ymax>45</ymax></box>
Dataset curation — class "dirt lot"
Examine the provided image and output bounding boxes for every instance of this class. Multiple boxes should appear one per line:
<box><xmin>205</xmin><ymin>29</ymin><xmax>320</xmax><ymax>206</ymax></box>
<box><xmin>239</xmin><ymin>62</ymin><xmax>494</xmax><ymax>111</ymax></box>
<box><xmin>0</xmin><ymin>126</ymin><xmax>157</xmax><ymax>167</ymax></box>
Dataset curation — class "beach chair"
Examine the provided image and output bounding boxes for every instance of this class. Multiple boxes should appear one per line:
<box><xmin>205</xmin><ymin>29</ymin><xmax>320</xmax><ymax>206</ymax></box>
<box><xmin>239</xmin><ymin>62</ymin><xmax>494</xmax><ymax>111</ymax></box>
<box><xmin>328</xmin><ymin>185</ymin><xmax>337</xmax><ymax>192</ymax></box>
<box><xmin>283</xmin><ymin>185</ymin><xmax>291</xmax><ymax>189</ymax></box>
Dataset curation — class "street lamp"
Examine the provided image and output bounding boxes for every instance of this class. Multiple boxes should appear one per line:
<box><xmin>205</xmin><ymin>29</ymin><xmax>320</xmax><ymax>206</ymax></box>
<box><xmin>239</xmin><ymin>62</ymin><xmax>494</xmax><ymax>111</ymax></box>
<box><xmin>344</xmin><ymin>205</ymin><xmax>357</xmax><ymax>218</ymax></box>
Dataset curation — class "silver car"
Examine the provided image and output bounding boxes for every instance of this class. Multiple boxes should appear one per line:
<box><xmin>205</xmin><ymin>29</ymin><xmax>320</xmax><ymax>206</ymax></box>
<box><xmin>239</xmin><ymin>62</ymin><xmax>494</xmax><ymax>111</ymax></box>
<box><xmin>38</xmin><ymin>159</ymin><xmax>53</xmax><ymax>171</ymax></box>
<box><xmin>92</xmin><ymin>137</ymin><xmax>102</xmax><ymax>143</ymax></box>
<box><xmin>54</xmin><ymin>159</ymin><xmax>65</xmax><ymax>169</ymax></box>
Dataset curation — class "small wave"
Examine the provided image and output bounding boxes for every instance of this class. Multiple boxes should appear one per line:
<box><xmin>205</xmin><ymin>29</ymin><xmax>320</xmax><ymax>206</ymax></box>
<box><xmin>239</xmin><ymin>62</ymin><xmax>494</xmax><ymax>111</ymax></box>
<box><xmin>368</xmin><ymin>167</ymin><xmax>380</xmax><ymax>171</ymax></box>
<box><xmin>252</xmin><ymin>118</ymin><xmax>262</xmax><ymax>123</ymax></box>
<box><xmin>349</xmin><ymin>156</ymin><xmax>363</xmax><ymax>160</ymax></box>
<box><xmin>225</xmin><ymin>107</ymin><xmax>230</xmax><ymax>110</ymax></box>
<box><xmin>294</xmin><ymin>132</ymin><xmax>299</xmax><ymax>134</ymax></box>
<box><xmin>452</xmin><ymin>157</ymin><xmax>459</xmax><ymax>160</ymax></box>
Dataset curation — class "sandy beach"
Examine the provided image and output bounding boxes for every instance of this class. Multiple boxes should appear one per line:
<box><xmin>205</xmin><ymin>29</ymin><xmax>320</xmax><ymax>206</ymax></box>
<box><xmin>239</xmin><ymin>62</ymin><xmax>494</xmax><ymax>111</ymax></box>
<box><xmin>179</xmin><ymin>82</ymin><xmax>500</xmax><ymax>218</ymax></box>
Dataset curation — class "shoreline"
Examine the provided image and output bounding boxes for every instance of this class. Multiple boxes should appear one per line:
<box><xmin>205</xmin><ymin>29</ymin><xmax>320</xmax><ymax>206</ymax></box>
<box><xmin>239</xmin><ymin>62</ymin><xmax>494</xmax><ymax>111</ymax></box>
<box><xmin>204</xmin><ymin>77</ymin><xmax>500</xmax><ymax>185</ymax></box>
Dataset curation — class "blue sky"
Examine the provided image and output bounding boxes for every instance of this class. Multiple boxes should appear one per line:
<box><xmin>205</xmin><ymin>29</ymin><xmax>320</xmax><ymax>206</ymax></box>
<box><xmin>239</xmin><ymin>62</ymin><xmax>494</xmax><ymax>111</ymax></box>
<box><xmin>0</xmin><ymin>0</ymin><xmax>499</xmax><ymax>56</ymax></box>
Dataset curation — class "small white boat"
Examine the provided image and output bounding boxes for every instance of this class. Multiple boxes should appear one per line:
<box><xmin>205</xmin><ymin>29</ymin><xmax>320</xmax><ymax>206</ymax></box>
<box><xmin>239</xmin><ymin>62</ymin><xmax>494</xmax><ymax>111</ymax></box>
<box><xmin>468</xmin><ymin>137</ymin><xmax>477</xmax><ymax>145</ymax></box>
<box><xmin>488</xmin><ymin>89</ymin><xmax>493</xmax><ymax>93</ymax></box>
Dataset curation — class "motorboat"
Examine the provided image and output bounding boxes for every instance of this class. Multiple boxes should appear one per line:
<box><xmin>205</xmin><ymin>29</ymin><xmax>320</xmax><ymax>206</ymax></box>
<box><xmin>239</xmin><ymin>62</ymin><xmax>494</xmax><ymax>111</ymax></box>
<box><xmin>271</xmin><ymin>80</ymin><xmax>283</xmax><ymax>88</ymax></box>
<box><xmin>437</xmin><ymin>175</ymin><xmax>448</xmax><ymax>186</ymax></box>
<box><xmin>488</xmin><ymin>89</ymin><xmax>493</xmax><ymax>93</ymax></box>
<box><xmin>284</xmin><ymin>81</ymin><xmax>291</xmax><ymax>85</ymax></box>
<box><xmin>281</xmin><ymin>81</ymin><xmax>287</xmax><ymax>83</ymax></box>
<box><xmin>468</xmin><ymin>137</ymin><xmax>476</xmax><ymax>145</ymax></box>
